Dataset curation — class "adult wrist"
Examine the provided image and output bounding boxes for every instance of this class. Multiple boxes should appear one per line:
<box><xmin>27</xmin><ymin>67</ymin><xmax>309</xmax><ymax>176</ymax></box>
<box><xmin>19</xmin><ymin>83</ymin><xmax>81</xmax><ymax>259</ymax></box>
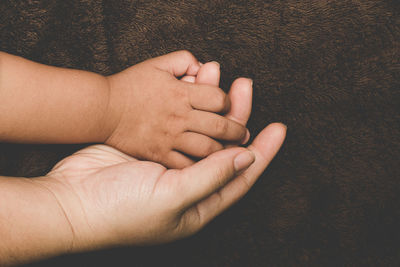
<box><xmin>0</xmin><ymin>176</ymin><xmax>75</xmax><ymax>265</ymax></box>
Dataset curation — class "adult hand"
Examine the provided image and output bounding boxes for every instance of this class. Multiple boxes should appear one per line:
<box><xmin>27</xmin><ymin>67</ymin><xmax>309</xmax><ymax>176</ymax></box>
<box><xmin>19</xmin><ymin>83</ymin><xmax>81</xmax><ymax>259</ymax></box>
<box><xmin>33</xmin><ymin>122</ymin><xmax>286</xmax><ymax>254</ymax></box>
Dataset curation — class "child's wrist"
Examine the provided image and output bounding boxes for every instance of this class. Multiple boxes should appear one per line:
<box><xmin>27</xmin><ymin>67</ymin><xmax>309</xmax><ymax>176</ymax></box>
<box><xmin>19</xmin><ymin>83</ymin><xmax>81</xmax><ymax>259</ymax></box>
<box><xmin>99</xmin><ymin>75</ymin><xmax>124</xmax><ymax>144</ymax></box>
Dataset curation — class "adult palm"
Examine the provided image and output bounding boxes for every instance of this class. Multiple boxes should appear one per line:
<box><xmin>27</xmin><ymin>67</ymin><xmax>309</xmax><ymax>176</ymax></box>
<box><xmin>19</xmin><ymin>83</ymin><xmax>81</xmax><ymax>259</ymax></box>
<box><xmin>39</xmin><ymin>123</ymin><xmax>286</xmax><ymax>253</ymax></box>
<box><xmin>36</xmin><ymin>66</ymin><xmax>285</xmax><ymax>254</ymax></box>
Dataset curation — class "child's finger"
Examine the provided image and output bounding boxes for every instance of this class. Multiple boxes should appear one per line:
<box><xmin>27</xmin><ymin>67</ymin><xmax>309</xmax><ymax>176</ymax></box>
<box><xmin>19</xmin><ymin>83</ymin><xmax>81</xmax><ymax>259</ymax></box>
<box><xmin>187</xmin><ymin>84</ymin><xmax>230</xmax><ymax>113</ymax></box>
<box><xmin>181</xmin><ymin>75</ymin><xmax>196</xmax><ymax>83</ymax></box>
<box><xmin>195</xmin><ymin>61</ymin><xmax>220</xmax><ymax>86</ymax></box>
<box><xmin>164</xmin><ymin>150</ymin><xmax>196</xmax><ymax>169</ymax></box>
<box><xmin>173</xmin><ymin>132</ymin><xmax>224</xmax><ymax>158</ymax></box>
<box><xmin>187</xmin><ymin>110</ymin><xmax>247</xmax><ymax>142</ymax></box>
<box><xmin>149</xmin><ymin>50</ymin><xmax>201</xmax><ymax>77</ymax></box>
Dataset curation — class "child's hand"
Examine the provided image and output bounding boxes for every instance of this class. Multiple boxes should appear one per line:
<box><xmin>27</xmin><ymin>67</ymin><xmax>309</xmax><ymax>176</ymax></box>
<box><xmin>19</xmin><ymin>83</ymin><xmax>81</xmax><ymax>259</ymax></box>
<box><xmin>104</xmin><ymin>51</ymin><xmax>248</xmax><ymax>168</ymax></box>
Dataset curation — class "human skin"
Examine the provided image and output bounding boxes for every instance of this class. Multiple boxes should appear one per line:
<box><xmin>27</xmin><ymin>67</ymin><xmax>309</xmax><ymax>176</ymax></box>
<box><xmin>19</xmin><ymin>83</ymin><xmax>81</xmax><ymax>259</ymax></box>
<box><xmin>181</xmin><ymin>61</ymin><xmax>252</xmax><ymax>146</ymax></box>
<box><xmin>0</xmin><ymin>66</ymin><xmax>283</xmax><ymax>265</ymax></box>
<box><xmin>0</xmin><ymin>50</ymin><xmax>248</xmax><ymax>168</ymax></box>
<box><xmin>0</xmin><ymin>123</ymin><xmax>286</xmax><ymax>266</ymax></box>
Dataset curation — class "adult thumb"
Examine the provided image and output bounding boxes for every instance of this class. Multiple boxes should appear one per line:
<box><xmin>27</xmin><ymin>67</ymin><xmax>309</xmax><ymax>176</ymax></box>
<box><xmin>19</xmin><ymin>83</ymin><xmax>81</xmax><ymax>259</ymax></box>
<box><xmin>177</xmin><ymin>147</ymin><xmax>255</xmax><ymax>206</ymax></box>
<box><xmin>148</xmin><ymin>50</ymin><xmax>201</xmax><ymax>77</ymax></box>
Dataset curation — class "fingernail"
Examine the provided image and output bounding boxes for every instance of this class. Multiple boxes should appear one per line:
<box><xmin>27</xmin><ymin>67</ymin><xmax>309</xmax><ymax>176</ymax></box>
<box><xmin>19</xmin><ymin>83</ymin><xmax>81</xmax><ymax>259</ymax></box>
<box><xmin>234</xmin><ymin>150</ymin><xmax>255</xmax><ymax>172</ymax></box>
<box><xmin>211</xmin><ymin>61</ymin><xmax>220</xmax><ymax>68</ymax></box>
<box><xmin>241</xmin><ymin>129</ymin><xmax>250</xmax><ymax>145</ymax></box>
<box><xmin>199</xmin><ymin>62</ymin><xmax>204</xmax><ymax>66</ymax></box>
<box><xmin>280</xmin><ymin>123</ymin><xmax>288</xmax><ymax>130</ymax></box>
<box><xmin>243</xmin><ymin>77</ymin><xmax>253</xmax><ymax>86</ymax></box>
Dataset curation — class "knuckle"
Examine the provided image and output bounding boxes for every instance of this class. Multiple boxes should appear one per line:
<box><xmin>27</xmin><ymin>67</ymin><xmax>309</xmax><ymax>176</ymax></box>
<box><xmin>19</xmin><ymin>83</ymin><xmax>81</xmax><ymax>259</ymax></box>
<box><xmin>214</xmin><ymin>119</ymin><xmax>229</xmax><ymax>136</ymax></box>
<box><xmin>172</xmin><ymin>174</ymin><xmax>191</xmax><ymax>206</ymax></box>
<box><xmin>172</xmin><ymin>85</ymin><xmax>189</xmax><ymax>101</ymax></box>
<box><xmin>214</xmin><ymin>90</ymin><xmax>227</xmax><ymax>111</ymax></box>
<box><xmin>167</xmin><ymin>113</ymin><xmax>185</xmax><ymax>128</ymax></box>
<box><xmin>147</xmin><ymin>150</ymin><xmax>160</xmax><ymax>163</ymax></box>
<box><xmin>147</xmin><ymin>146</ymin><xmax>165</xmax><ymax>163</ymax></box>
<box><xmin>230</xmin><ymin>125</ymin><xmax>246</xmax><ymax>142</ymax></box>
<box><xmin>238</xmin><ymin>126</ymin><xmax>247</xmax><ymax>140</ymax></box>
<box><xmin>178</xmin><ymin>50</ymin><xmax>194</xmax><ymax>60</ymax></box>
<box><xmin>200</xmin><ymin>142</ymin><xmax>217</xmax><ymax>157</ymax></box>
<box><xmin>214</xmin><ymin>167</ymin><xmax>227</xmax><ymax>188</ymax></box>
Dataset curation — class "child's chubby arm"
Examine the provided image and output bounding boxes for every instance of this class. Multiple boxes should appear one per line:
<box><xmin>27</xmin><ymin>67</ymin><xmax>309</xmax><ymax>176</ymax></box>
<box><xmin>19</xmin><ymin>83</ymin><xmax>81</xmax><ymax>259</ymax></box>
<box><xmin>0</xmin><ymin>51</ymin><xmax>111</xmax><ymax>144</ymax></box>
<box><xmin>0</xmin><ymin>51</ymin><xmax>248</xmax><ymax>168</ymax></box>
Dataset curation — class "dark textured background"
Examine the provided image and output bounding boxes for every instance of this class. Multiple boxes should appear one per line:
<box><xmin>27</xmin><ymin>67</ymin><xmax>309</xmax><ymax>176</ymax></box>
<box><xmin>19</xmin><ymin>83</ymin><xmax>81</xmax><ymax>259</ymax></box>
<box><xmin>1</xmin><ymin>1</ymin><xmax>399</xmax><ymax>266</ymax></box>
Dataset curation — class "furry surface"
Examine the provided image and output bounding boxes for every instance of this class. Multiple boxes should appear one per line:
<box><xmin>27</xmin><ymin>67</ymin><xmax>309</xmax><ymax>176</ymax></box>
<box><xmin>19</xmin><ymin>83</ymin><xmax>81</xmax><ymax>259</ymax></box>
<box><xmin>1</xmin><ymin>1</ymin><xmax>399</xmax><ymax>266</ymax></box>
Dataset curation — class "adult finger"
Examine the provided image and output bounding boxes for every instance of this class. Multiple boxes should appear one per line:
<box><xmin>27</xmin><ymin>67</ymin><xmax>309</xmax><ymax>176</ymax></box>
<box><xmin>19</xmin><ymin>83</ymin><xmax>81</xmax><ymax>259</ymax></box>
<box><xmin>225</xmin><ymin>78</ymin><xmax>253</xmax><ymax>126</ymax></box>
<box><xmin>181</xmin><ymin>61</ymin><xmax>220</xmax><ymax>85</ymax></box>
<box><xmin>225</xmin><ymin>78</ymin><xmax>253</xmax><ymax>145</ymax></box>
<box><xmin>148</xmin><ymin>50</ymin><xmax>201</xmax><ymax>77</ymax></box>
<box><xmin>175</xmin><ymin>147</ymin><xmax>256</xmax><ymax>207</ymax></box>
<box><xmin>195</xmin><ymin>61</ymin><xmax>221</xmax><ymax>86</ymax></box>
<box><xmin>183</xmin><ymin>123</ymin><xmax>287</xmax><ymax>230</ymax></box>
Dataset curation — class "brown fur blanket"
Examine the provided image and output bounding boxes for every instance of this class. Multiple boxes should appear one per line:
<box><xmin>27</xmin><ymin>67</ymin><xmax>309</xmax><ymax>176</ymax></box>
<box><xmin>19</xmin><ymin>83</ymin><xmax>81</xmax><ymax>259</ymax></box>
<box><xmin>1</xmin><ymin>1</ymin><xmax>399</xmax><ymax>266</ymax></box>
